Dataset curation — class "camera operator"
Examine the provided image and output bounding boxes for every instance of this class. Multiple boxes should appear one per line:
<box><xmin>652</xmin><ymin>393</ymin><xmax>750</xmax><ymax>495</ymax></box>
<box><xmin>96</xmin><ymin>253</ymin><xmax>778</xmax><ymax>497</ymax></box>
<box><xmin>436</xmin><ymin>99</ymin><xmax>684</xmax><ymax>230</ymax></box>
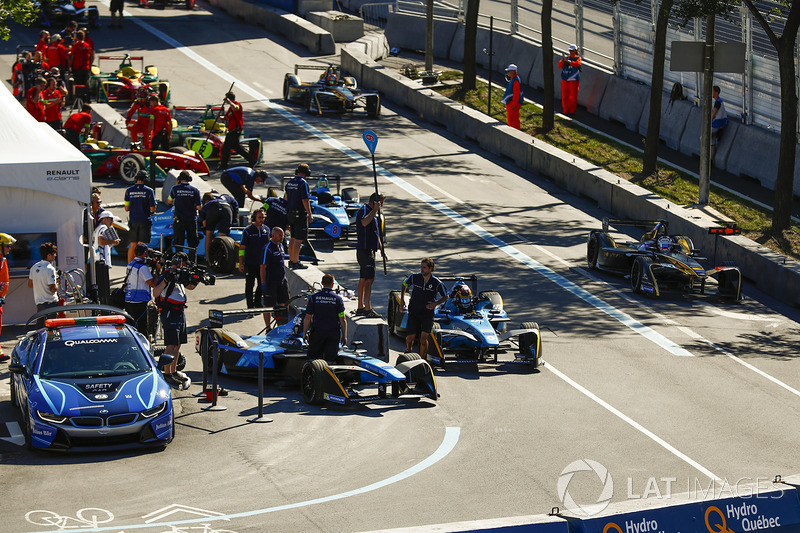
<box><xmin>124</xmin><ymin>243</ymin><xmax>156</xmax><ymax>335</ymax></box>
<box><xmin>153</xmin><ymin>252</ymin><xmax>195</xmax><ymax>390</ymax></box>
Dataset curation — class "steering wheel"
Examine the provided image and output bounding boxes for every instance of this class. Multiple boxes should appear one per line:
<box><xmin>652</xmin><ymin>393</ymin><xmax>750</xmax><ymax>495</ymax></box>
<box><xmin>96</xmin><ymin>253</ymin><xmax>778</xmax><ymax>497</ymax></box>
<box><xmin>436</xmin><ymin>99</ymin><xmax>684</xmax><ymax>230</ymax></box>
<box><xmin>113</xmin><ymin>361</ymin><xmax>136</xmax><ymax>372</ymax></box>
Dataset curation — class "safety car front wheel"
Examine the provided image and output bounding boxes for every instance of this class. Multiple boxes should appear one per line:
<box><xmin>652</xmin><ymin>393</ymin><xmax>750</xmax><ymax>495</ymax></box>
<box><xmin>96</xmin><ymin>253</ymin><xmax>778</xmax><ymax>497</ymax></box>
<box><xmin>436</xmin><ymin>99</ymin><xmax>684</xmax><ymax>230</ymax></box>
<box><xmin>208</xmin><ymin>236</ymin><xmax>237</xmax><ymax>273</ymax></box>
<box><xmin>119</xmin><ymin>153</ymin><xmax>146</xmax><ymax>184</ymax></box>
<box><xmin>301</xmin><ymin>359</ymin><xmax>328</xmax><ymax>405</ymax></box>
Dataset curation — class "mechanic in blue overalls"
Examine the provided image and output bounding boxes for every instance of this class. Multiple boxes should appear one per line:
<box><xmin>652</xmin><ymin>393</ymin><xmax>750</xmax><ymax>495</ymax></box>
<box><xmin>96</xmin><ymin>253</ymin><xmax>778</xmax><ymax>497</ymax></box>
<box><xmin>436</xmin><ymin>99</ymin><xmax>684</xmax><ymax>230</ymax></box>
<box><xmin>260</xmin><ymin>227</ymin><xmax>289</xmax><ymax>328</ymax></box>
<box><xmin>284</xmin><ymin>163</ymin><xmax>314</xmax><ymax>270</ymax></box>
<box><xmin>199</xmin><ymin>192</ymin><xmax>239</xmax><ymax>261</ymax></box>
<box><xmin>220</xmin><ymin>166</ymin><xmax>268</xmax><ymax>209</ymax></box>
<box><xmin>167</xmin><ymin>171</ymin><xmax>202</xmax><ymax>261</ymax></box>
<box><xmin>303</xmin><ymin>273</ymin><xmax>347</xmax><ymax>363</ymax></box>
<box><xmin>399</xmin><ymin>257</ymin><xmax>449</xmax><ymax>359</ymax></box>
<box><xmin>124</xmin><ymin>170</ymin><xmax>156</xmax><ymax>263</ymax></box>
<box><xmin>239</xmin><ymin>208</ymin><xmax>271</xmax><ymax>315</ymax></box>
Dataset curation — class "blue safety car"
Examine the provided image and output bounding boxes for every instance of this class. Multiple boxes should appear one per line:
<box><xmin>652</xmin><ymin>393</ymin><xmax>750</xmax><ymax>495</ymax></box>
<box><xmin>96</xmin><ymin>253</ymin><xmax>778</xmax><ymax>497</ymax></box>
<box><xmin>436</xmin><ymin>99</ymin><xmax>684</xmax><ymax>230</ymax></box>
<box><xmin>195</xmin><ymin>294</ymin><xmax>438</xmax><ymax>406</ymax></box>
<box><xmin>387</xmin><ymin>275</ymin><xmax>542</xmax><ymax>369</ymax></box>
<box><xmin>8</xmin><ymin>305</ymin><xmax>174</xmax><ymax>451</ymax></box>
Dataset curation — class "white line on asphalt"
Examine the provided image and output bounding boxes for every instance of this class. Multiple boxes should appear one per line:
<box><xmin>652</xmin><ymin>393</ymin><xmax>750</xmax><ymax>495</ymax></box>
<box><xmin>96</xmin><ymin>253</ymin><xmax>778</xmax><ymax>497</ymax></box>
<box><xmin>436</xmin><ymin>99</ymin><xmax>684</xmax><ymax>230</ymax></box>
<box><xmin>115</xmin><ymin>13</ymin><xmax>693</xmax><ymax>358</ymax></box>
<box><xmin>29</xmin><ymin>427</ymin><xmax>462</xmax><ymax>533</ymax></box>
<box><xmin>417</xmin><ymin>176</ymin><xmax>464</xmax><ymax>204</ymax></box>
<box><xmin>545</xmin><ymin>362</ymin><xmax>722</xmax><ymax>482</ymax></box>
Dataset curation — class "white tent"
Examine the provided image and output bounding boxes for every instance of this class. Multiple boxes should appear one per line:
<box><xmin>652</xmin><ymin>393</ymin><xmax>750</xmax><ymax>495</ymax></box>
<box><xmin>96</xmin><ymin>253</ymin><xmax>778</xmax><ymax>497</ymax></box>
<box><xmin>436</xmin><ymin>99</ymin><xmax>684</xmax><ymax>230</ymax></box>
<box><xmin>0</xmin><ymin>83</ymin><xmax>92</xmax><ymax>325</ymax></box>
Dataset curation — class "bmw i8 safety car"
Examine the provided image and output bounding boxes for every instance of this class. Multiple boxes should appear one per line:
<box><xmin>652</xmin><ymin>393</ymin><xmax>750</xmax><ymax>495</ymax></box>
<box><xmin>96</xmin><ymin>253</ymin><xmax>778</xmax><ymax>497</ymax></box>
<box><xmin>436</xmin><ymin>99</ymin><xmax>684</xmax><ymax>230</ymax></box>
<box><xmin>89</xmin><ymin>54</ymin><xmax>170</xmax><ymax>105</ymax></box>
<box><xmin>196</xmin><ymin>298</ymin><xmax>438</xmax><ymax>406</ymax></box>
<box><xmin>171</xmin><ymin>105</ymin><xmax>263</xmax><ymax>165</ymax></box>
<box><xmin>586</xmin><ymin>219</ymin><xmax>743</xmax><ymax>300</ymax></box>
<box><xmin>283</xmin><ymin>64</ymin><xmax>381</xmax><ymax>118</ymax></box>
<box><xmin>8</xmin><ymin>305</ymin><xmax>174</xmax><ymax>451</ymax></box>
<box><xmin>387</xmin><ymin>275</ymin><xmax>542</xmax><ymax>369</ymax></box>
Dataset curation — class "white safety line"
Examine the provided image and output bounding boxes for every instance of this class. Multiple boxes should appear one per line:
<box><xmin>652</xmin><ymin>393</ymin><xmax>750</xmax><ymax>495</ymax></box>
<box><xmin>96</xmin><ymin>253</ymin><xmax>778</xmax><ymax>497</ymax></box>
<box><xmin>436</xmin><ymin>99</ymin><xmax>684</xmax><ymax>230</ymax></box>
<box><xmin>417</xmin><ymin>176</ymin><xmax>464</xmax><ymax>204</ymax></box>
<box><xmin>546</xmin><ymin>362</ymin><xmax>722</xmax><ymax>482</ymax></box>
<box><xmin>28</xmin><ymin>427</ymin><xmax>462</xmax><ymax>532</ymax></box>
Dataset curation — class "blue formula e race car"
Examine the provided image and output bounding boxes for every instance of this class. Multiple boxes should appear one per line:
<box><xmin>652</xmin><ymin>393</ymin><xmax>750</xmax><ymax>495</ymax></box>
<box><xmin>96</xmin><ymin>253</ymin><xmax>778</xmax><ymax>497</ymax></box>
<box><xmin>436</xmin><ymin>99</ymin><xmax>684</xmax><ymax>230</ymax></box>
<box><xmin>387</xmin><ymin>275</ymin><xmax>542</xmax><ymax>370</ymax></box>
<box><xmin>195</xmin><ymin>297</ymin><xmax>438</xmax><ymax>406</ymax></box>
<box><xmin>8</xmin><ymin>305</ymin><xmax>174</xmax><ymax>451</ymax></box>
<box><xmin>277</xmin><ymin>175</ymin><xmax>365</xmax><ymax>241</ymax></box>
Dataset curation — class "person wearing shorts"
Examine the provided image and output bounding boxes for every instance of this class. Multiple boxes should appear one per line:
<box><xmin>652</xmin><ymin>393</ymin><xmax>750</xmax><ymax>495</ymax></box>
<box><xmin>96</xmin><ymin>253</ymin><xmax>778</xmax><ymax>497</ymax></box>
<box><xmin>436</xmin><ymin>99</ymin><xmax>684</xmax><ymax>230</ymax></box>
<box><xmin>355</xmin><ymin>192</ymin><xmax>384</xmax><ymax>317</ymax></box>
<box><xmin>199</xmin><ymin>192</ymin><xmax>238</xmax><ymax>260</ymax></box>
<box><xmin>109</xmin><ymin>0</ymin><xmax>124</xmax><ymax>28</ymax></box>
<box><xmin>399</xmin><ymin>257</ymin><xmax>448</xmax><ymax>359</ymax></box>
<box><xmin>124</xmin><ymin>170</ymin><xmax>156</xmax><ymax>263</ymax></box>
<box><xmin>153</xmin><ymin>253</ymin><xmax>196</xmax><ymax>390</ymax></box>
<box><xmin>260</xmin><ymin>227</ymin><xmax>289</xmax><ymax>328</ymax></box>
<box><xmin>303</xmin><ymin>273</ymin><xmax>347</xmax><ymax>363</ymax></box>
<box><xmin>284</xmin><ymin>163</ymin><xmax>313</xmax><ymax>269</ymax></box>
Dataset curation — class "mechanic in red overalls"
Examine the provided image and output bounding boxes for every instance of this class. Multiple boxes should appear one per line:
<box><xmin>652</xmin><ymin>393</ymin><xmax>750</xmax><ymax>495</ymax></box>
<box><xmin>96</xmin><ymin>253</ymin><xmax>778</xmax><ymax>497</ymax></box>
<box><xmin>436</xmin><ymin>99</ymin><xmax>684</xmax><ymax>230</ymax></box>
<box><xmin>46</xmin><ymin>34</ymin><xmax>67</xmax><ymax>72</ymax></box>
<box><xmin>42</xmin><ymin>77</ymin><xmax>65</xmax><ymax>129</ymax></box>
<box><xmin>26</xmin><ymin>77</ymin><xmax>46</xmax><ymax>122</ymax></box>
<box><xmin>36</xmin><ymin>30</ymin><xmax>50</xmax><ymax>56</ymax></box>
<box><xmin>63</xmin><ymin>103</ymin><xmax>93</xmax><ymax>148</ymax></box>
<box><xmin>148</xmin><ymin>94</ymin><xmax>173</xmax><ymax>150</ymax></box>
<box><xmin>68</xmin><ymin>30</ymin><xmax>94</xmax><ymax>103</ymax></box>
<box><xmin>126</xmin><ymin>90</ymin><xmax>154</xmax><ymax>149</ymax></box>
<box><xmin>218</xmin><ymin>91</ymin><xmax>257</xmax><ymax>170</ymax></box>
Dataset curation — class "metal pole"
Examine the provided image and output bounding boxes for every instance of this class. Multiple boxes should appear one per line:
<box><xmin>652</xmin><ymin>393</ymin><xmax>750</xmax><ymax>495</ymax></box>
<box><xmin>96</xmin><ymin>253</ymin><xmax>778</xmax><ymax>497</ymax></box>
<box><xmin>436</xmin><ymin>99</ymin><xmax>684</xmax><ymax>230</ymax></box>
<box><xmin>575</xmin><ymin>0</ymin><xmax>584</xmax><ymax>54</ymax></box>
<box><xmin>203</xmin><ymin>339</ymin><xmax>227</xmax><ymax>411</ymax></box>
<box><xmin>510</xmin><ymin>0</ymin><xmax>518</xmax><ymax>36</ymax></box>
<box><xmin>612</xmin><ymin>2</ymin><xmax>622</xmax><ymax>75</ymax></box>
<box><xmin>425</xmin><ymin>0</ymin><xmax>434</xmax><ymax>73</ymax></box>
<box><xmin>248</xmin><ymin>351</ymin><xmax>272</xmax><ymax>423</ymax></box>
<box><xmin>194</xmin><ymin>330</ymin><xmax>209</xmax><ymax>397</ymax></box>
<box><xmin>488</xmin><ymin>16</ymin><xmax>493</xmax><ymax>117</ymax></box>
<box><xmin>698</xmin><ymin>13</ymin><xmax>715</xmax><ymax>205</ymax></box>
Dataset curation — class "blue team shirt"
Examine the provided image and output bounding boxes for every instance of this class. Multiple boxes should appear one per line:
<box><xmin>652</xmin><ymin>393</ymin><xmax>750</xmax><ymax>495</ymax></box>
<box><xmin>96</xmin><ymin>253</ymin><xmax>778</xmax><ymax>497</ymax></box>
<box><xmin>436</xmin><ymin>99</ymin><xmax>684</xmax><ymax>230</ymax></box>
<box><xmin>224</xmin><ymin>167</ymin><xmax>256</xmax><ymax>190</ymax></box>
<box><xmin>240</xmin><ymin>223</ymin><xmax>270</xmax><ymax>266</ymax></box>
<box><xmin>125</xmin><ymin>183</ymin><xmax>156</xmax><ymax>224</ymax></box>
<box><xmin>403</xmin><ymin>273</ymin><xmax>447</xmax><ymax>315</ymax></box>
<box><xmin>285</xmin><ymin>175</ymin><xmax>309</xmax><ymax>212</ymax></box>
<box><xmin>264</xmin><ymin>197</ymin><xmax>288</xmax><ymax>229</ymax></box>
<box><xmin>306</xmin><ymin>287</ymin><xmax>345</xmax><ymax>333</ymax></box>
<box><xmin>261</xmin><ymin>240</ymin><xmax>285</xmax><ymax>286</ymax></box>
<box><xmin>355</xmin><ymin>203</ymin><xmax>380</xmax><ymax>251</ymax></box>
<box><xmin>199</xmin><ymin>194</ymin><xmax>240</xmax><ymax>223</ymax></box>
<box><xmin>169</xmin><ymin>182</ymin><xmax>201</xmax><ymax>221</ymax></box>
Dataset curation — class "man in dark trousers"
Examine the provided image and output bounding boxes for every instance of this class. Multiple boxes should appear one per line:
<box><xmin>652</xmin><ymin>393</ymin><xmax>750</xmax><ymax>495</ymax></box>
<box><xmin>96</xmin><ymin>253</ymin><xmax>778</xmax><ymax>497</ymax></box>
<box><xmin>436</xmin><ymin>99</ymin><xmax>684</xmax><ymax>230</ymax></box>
<box><xmin>218</xmin><ymin>91</ymin><xmax>257</xmax><ymax>170</ymax></box>
<box><xmin>221</xmin><ymin>166</ymin><xmax>268</xmax><ymax>208</ymax></box>
<box><xmin>355</xmin><ymin>192</ymin><xmax>384</xmax><ymax>317</ymax></box>
<box><xmin>239</xmin><ymin>208</ymin><xmax>270</xmax><ymax>312</ymax></box>
<box><xmin>260</xmin><ymin>227</ymin><xmax>288</xmax><ymax>328</ymax></box>
<box><xmin>399</xmin><ymin>257</ymin><xmax>448</xmax><ymax>359</ymax></box>
<box><xmin>124</xmin><ymin>170</ymin><xmax>156</xmax><ymax>263</ymax></box>
<box><xmin>303</xmin><ymin>273</ymin><xmax>347</xmax><ymax>363</ymax></box>
<box><xmin>167</xmin><ymin>171</ymin><xmax>201</xmax><ymax>259</ymax></box>
<box><xmin>284</xmin><ymin>163</ymin><xmax>314</xmax><ymax>270</ymax></box>
<box><xmin>199</xmin><ymin>192</ymin><xmax>238</xmax><ymax>261</ymax></box>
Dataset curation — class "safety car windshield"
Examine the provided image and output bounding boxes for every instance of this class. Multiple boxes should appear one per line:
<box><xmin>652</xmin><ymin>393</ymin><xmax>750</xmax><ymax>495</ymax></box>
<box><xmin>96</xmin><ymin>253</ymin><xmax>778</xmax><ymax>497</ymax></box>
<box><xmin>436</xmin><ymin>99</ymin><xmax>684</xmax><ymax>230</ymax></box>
<box><xmin>40</xmin><ymin>326</ymin><xmax>151</xmax><ymax>379</ymax></box>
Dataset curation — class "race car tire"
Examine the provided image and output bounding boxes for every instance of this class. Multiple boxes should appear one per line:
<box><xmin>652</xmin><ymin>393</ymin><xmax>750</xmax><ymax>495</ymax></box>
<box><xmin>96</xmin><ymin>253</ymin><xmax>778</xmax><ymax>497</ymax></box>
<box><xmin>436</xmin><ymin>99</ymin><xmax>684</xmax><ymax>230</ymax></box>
<box><xmin>301</xmin><ymin>359</ymin><xmax>328</xmax><ymax>405</ymax></box>
<box><xmin>208</xmin><ymin>235</ymin><xmax>237</xmax><ymax>273</ymax></box>
<box><xmin>169</xmin><ymin>146</ymin><xmax>189</xmax><ymax>154</ymax></box>
<box><xmin>10</xmin><ymin>376</ymin><xmax>18</xmax><ymax>408</ymax></box>
<box><xmin>341</xmin><ymin>187</ymin><xmax>360</xmax><ymax>204</ymax></box>
<box><xmin>283</xmin><ymin>77</ymin><xmax>291</xmax><ymax>101</ymax></box>
<box><xmin>304</xmin><ymin>92</ymin><xmax>313</xmax><ymax>114</ymax></box>
<box><xmin>22</xmin><ymin>406</ymin><xmax>34</xmax><ymax>451</ymax></box>
<box><xmin>587</xmin><ymin>232</ymin><xmax>601</xmax><ymax>269</ymax></box>
<box><xmin>519</xmin><ymin>321</ymin><xmax>541</xmax><ymax>367</ymax></box>
<box><xmin>119</xmin><ymin>153</ymin><xmax>146</xmax><ymax>184</ymax></box>
<box><xmin>396</xmin><ymin>352</ymin><xmax>421</xmax><ymax>365</ymax></box>
<box><xmin>631</xmin><ymin>256</ymin><xmax>652</xmax><ymax>294</ymax></box>
<box><xmin>365</xmin><ymin>95</ymin><xmax>381</xmax><ymax>118</ymax></box>
<box><xmin>478</xmin><ymin>291</ymin><xmax>503</xmax><ymax>310</ymax></box>
<box><xmin>387</xmin><ymin>291</ymin><xmax>401</xmax><ymax>335</ymax></box>
<box><xmin>88</xmin><ymin>6</ymin><xmax>100</xmax><ymax>28</ymax></box>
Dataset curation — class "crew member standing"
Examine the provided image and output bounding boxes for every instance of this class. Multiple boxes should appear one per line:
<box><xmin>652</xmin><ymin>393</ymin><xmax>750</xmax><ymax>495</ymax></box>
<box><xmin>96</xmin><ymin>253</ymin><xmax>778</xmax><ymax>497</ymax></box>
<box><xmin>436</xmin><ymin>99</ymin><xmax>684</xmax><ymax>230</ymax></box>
<box><xmin>28</xmin><ymin>242</ymin><xmax>59</xmax><ymax>328</ymax></box>
<box><xmin>126</xmin><ymin>91</ymin><xmax>153</xmax><ymax>148</ymax></box>
<box><xmin>153</xmin><ymin>252</ymin><xmax>195</xmax><ymax>390</ymax></box>
<box><xmin>41</xmin><ymin>76</ymin><xmax>65</xmax><ymax>130</ymax></box>
<box><xmin>710</xmin><ymin>85</ymin><xmax>728</xmax><ymax>162</ymax></box>
<box><xmin>501</xmin><ymin>64</ymin><xmax>524</xmax><ymax>130</ymax></box>
<box><xmin>558</xmin><ymin>45</ymin><xmax>582</xmax><ymax>115</ymax></box>
<box><xmin>124</xmin><ymin>170</ymin><xmax>157</xmax><ymax>263</ymax></box>
<box><xmin>239</xmin><ymin>208</ymin><xmax>270</xmax><ymax>312</ymax></box>
<box><xmin>284</xmin><ymin>163</ymin><xmax>313</xmax><ymax>270</ymax></box>
<box><xmin>355</xmin><ymin>192</ymin><xmax>384</xmax><ymax>317</ymax></box>
<box><xmin>303</xmin><ymin>273</ymin><xmax>347</xmax><ymax>363</ymax></box>
<box><xmin>167</xmin><ymin>171</ymin><xmax>202</xmax><ymax>260</ymax></box>
<box><xmin>124</xmin><ymin>243</ymin><xmax>156</xmax><ymax>335</ymax></box>
<box><xmin>45</xmin><ymin>34</ymin><xmax>67</xmax><ymax>73</ymax></box>
<box><xmin>399</xmin><ymin>257</ymin><xmax>448</xmax><ymax>359</ymax></box>
<box><xmin>68</xmin><ymin>30</ymin><xmax>93</xmax><ymax>103</ymax></box>
<box><xmin>0</xmin><ymin>234</ymin><xmax>14</xmax><ymax>363</ymax></box>
<box><xmin>26</xmin><ymin>77</ymin><xmax>46</xmax><ymax>122</ymax></box>
<box><xmin>148</xmin><ymin>94</ymin><xmax>172</xmax><ymax>150</ymax></box>
<box><xmin>218</xmin><ymin>91</ymin><xmax>257</xmax><ymax>170</ymax></box>
<box><xmin>93</xmin><ymin>211</ymin><xmax>121</xmax><ymax>305</ymax></box>
<box><xmin>221</xmin><ymin>166</ymin><xmax>268</xmax><ymax>208</ymax></box>
<box><xmin>260</xmin><ymin>227</ymin><xmax>288</xmax><ymax>328</ymax></box>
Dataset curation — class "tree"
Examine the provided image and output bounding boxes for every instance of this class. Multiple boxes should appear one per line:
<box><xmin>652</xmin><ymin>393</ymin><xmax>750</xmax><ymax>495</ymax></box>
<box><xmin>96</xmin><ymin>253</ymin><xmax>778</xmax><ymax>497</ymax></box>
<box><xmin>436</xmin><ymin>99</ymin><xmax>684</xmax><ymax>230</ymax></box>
<box><xmin>642</xmin><ymin>0</ymin><xmax>675</xmax><ymax>177</ymax></box>
<box><xmin>541</xmin><ymin>0</ymin><xmax>555</xmax><ymax>131</ymax></box>
<box><xmin>0</xmin><ymin>0</ymin><xmax>37</xmax><ymax>41</ymax></box>
<box><xmin>463</xmin><ymin>0</ymin><xmax>480</xmax><ymax>91</ymax></box>
<box><xmin>739</xmin><ymin>0</ymin><xmax>800</xmax><ymax>232</ymax></box>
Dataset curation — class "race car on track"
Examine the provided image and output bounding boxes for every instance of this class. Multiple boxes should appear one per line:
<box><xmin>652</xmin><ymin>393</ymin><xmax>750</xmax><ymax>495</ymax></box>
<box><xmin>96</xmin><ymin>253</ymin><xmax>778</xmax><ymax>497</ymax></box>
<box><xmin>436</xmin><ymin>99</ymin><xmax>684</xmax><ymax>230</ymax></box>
<box><xmin>586</xmin><ymin>219</ymin><xmax>743</xmax><ymax>300</ymax></box>
<box><xmin>283</xmin><ymin>64</ymin><xmax>381</xmax><ymax>118</ymax></box>
<box><xmin>171</xmin><ymin>105</ymin><xmax>263</xmax><ymax>165</ymax></box>
<box><xmin>387</xmin><ymin>275</ymin><xmax>542</xmax><ymax>369</ymax></box>
<box><xmin>196</xmin><ymin>295</ymin><xmax>438</xmax><ymax>406</ymax></box>
<box><xmin>8</xmin><ymin>305</ymin><xmax>174</xmax><ymax>451</ymax></box>
<box><xmin>81</xmin><ymin>138</ymin><xmax>210</xmax><ymax>184</ymax></box>
<box><xmin>36</xmin><ymin>0</ymin><xmax>99</xmax><ymax>29</ymax></box>
<box><xmin>277</xmin><ymin>175</ymin><xmax>364</xmax><ymax>240</ymax></box>
<box><xmin>89</xmin><ymin>54</ymin><xmax>170</xmax><ymax>105</ymax></box>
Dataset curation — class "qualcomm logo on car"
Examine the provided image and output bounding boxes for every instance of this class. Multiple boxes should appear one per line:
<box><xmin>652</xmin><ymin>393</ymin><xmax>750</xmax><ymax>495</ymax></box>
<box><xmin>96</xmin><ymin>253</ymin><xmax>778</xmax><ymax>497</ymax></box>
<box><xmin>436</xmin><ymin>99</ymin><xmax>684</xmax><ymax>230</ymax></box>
<box><xmin>64</xmin><ymin>339</ymin><xmax>118</xmax><ymax>347</ymax></box>
<box><xmin>556</xmin><ymin>459</ymin><xmax>614</xmax><ymax>517</ymax></box>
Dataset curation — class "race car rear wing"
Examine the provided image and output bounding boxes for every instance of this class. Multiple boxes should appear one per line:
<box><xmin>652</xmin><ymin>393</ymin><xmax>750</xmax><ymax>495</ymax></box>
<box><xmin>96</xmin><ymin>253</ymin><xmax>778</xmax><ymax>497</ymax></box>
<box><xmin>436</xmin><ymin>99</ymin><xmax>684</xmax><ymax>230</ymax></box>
<box><xmin>601</xmin><ymin>218</ymin><xmax>668</xmax><ymax>233</ymax></box>
<box><xmin>208</xmin><ymin>307</ymin><xmax>282</xmax><ymax>328</ymax></box>
<box><xmin>281</xmin><ymin>174</ymin><xmax>343</xmax><ymax>195</ymax></box>
<box><xmin>294</xmin><ymin>64</ymin><xmax>334</xmax><ymax>74</ymax></box>
<box><xmin>436</xmin><ymin>275</ymin><xmax>478</xmax><ymax>294</ymax></box>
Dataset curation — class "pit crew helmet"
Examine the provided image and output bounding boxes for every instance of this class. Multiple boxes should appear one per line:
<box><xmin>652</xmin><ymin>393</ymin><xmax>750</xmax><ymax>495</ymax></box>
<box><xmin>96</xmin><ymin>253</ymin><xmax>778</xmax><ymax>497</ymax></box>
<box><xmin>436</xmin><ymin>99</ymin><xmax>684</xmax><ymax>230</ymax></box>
<box><xmin>454</xmin><ymin>284</ymin><xmax>472</xmax><ymax>309</ymax></box>
<box><xmin>0</xmin><ymin>233</ymin><xmax>16</xmax><ymax>246</ymax></box>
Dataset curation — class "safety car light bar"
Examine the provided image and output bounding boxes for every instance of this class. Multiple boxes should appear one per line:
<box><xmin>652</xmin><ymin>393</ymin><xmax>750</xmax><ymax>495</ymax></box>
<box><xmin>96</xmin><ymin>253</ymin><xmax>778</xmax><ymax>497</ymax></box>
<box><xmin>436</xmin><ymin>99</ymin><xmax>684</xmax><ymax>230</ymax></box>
<box><xmin>708</xmin><ymin>226</ymin><xmax>741</xmax><ymax>235</ymax></box>
<box><xmin>45</xmin><ymin>315</ymin><xmax>127</xmax><ymax>328</ymax></box>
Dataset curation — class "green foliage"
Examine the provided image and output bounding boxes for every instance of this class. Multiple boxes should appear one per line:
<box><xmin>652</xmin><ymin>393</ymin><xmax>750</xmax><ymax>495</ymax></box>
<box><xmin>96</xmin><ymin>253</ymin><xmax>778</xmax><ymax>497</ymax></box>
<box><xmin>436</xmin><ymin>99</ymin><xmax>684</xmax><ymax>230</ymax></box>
<box><xmin>0</xmin><ymin>0</ymin><xmax>38</xmax><ymax>41</ymax></box>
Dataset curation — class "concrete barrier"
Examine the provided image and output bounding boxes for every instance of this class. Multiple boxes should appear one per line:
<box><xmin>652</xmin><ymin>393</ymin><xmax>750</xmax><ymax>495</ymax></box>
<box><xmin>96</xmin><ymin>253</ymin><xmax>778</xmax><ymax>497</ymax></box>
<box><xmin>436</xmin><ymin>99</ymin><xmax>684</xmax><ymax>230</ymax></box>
<box><xmin>637</xmin><ymin>97</ymin><xmax>691</xmax><ymax>152</ymax></box>
<box><xmin>726</xmin><ymin>122</ymin><xmax>781</xmax><ymax>190</ymax></box>
<box><xmin>577</xmin><ymin>63</ymin><xmax>611</xmax><ymax>115</ymax></box>
<box><xmin>597</xmin><ymin>76</ymin><xmax>649</xmax><ymax>131</ymax></box>
<box><xmin>91</xmin><ymin>103</ymin><xmax>129</xmax><ymax>147</ymax></box>
<box><xmin>308</xmin><ymin>11</ymin><xmax>364</xmax><ymax>42</ymax></box>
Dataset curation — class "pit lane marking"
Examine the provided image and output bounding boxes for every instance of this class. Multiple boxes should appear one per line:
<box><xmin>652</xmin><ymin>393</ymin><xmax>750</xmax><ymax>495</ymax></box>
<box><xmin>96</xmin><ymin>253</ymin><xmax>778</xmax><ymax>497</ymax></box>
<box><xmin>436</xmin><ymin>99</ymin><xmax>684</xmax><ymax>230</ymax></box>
<box><xmin>30</xmin><ymin>427</ymin><xmax>461</xmax><ymax>533</ymax></box>
<box><xmin>546</xmin><ymin>362</ymin><xmax>722</xmax><ymax>482</ymax></box>
<box><xmin>417</xmin><ymin>176</ymin><xmax>464</xmax><ymax>204</ymax></box>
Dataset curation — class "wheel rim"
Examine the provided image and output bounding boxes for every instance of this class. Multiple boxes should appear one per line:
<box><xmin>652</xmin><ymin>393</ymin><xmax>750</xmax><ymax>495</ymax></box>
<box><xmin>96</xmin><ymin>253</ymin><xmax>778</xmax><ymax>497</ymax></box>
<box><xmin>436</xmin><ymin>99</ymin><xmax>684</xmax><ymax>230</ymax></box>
<box><xmin>120</xmin><ymin>158</ymin><xmax>141</xmax><ymax>182</ymax></box>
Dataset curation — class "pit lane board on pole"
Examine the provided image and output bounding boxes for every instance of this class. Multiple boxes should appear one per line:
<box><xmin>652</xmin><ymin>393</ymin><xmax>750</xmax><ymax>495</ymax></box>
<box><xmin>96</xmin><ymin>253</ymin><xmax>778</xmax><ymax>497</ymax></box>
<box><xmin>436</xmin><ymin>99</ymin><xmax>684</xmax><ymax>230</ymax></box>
<box><xmin>363</xmin><ymin>130</ymin><xmax>378</xmax><ymax>154</ymax></box>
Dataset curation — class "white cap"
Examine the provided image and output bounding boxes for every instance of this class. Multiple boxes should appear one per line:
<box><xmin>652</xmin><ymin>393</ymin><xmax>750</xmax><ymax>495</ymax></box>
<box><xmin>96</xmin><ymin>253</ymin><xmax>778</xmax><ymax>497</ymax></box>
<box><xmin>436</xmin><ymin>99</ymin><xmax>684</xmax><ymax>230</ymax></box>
<box><xmin>569</xmin><ymin>44</ymin><xmax>577</xmax><ymax>51</ymax></box>
<box><xmin>505</xmin><ymin>64</ymin><xmax>518</xmax><ymax>72</ymax></box>
<box><xmin>98</xmin><ymin>210</ymin><xmax>113</xmax><ymax>220</ymax></box>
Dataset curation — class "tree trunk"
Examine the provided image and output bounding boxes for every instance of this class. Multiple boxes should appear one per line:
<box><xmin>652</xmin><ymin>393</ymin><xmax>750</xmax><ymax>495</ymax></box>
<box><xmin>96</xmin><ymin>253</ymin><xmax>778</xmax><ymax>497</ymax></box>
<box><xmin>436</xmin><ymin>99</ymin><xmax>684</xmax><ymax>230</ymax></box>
<box><xmin>463</xmin><ymin>0</ymin><xmax>479</xmax><ymax>91</ymax></box>
<box><xmin>642</xmin><ymin>0</ymin><xmax>673</xmax><ymax>177</ymax></box>
<box><xmin>541</xmin><ymin>0</ymin><xmax>554</xmax><ymax>132</ymax></box>
<box><xmin>773</xmin><ymin>39</ymin><xmax>798</xmax><ymax>231</ymax></box>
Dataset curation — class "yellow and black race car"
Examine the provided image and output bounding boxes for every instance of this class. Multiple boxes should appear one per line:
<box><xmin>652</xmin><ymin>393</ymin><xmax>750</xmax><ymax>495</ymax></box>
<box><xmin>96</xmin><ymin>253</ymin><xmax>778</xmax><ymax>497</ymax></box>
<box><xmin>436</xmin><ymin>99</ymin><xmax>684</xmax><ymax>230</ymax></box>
<box><xmin>283</xmin><ymin>64</ymin><xmax>381</xmax><ymax>118</ymax></box>
<box><xmin>586</xmin><ymin>219</ymin><xmax>742</xmax><ymax>300</ymax></box>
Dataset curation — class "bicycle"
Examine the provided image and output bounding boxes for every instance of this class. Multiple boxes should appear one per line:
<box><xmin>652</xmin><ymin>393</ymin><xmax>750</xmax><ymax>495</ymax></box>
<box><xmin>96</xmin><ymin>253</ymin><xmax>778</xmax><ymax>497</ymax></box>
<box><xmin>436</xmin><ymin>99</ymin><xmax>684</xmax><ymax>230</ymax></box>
<box><xmin>25</xmin><ymin>507</ymin><xmax>114</xmax><ymax>529</ymax></box>
<box><xmin>57</xmin><ymin>268</ymin><xmax>88</xmax><ymax>305</ymax></box>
